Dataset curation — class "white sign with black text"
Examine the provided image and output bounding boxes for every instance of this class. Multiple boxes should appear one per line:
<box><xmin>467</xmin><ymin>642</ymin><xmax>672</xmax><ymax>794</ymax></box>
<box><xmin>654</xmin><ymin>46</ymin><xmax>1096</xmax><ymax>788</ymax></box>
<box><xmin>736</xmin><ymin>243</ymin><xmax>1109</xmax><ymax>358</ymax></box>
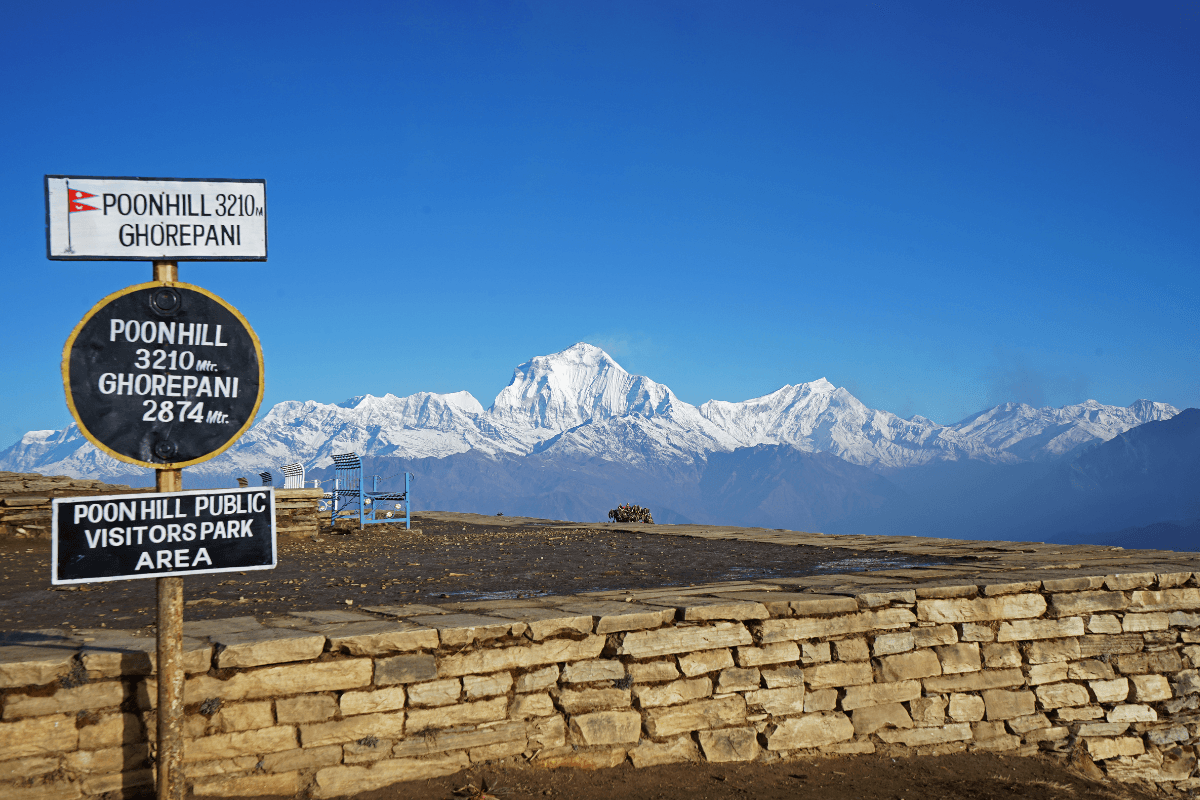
<box><xmin>46</xmin><ymin>175</ymin><xmax>267</xmax><ymax>260</ymax></box>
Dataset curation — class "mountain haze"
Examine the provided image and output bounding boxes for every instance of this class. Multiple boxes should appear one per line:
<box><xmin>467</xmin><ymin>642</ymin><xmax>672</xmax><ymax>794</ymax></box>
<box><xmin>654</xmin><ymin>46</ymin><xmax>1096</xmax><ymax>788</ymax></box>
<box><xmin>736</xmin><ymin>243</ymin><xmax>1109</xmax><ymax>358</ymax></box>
<box><xmin>0</xmin><ymin>343</ymin><xmax>1186</xmax><ymax>545</ymax></box>
<box><xmin>825</xmin><ymin>409</ymin><xmax>1200</xmax><ymax>544</ymax></box>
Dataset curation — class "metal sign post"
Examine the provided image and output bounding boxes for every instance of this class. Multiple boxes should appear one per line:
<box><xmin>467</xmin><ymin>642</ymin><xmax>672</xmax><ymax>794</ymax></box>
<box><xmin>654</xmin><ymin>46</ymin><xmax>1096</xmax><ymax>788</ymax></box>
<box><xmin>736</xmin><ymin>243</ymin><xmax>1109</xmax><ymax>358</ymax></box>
<box><xmin>156</xmin><ymin>462</ymin><xmax>183</xmax><ymax>800</ymax></box>
<box><xmin>48</xmin><ymin>179</ymin><xmax>272</xmax><ymax>800</ymax></box>
<box><xmin>155</xmin><ymin>259</ymin><xmax>183</xmax><ymax>800</ymax></box>
<box><xmin>51</xmin><ymin>466</ymin><xmax>278</xmax><ymax>800</ymax></box>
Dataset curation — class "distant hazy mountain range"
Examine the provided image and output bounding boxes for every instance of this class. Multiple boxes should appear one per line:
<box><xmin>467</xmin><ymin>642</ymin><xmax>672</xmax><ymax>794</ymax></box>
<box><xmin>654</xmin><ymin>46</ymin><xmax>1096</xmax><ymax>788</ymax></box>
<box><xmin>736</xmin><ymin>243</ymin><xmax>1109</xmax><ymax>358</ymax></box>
<box><xmin>1</xmin><ymin>343</ymin><xmax>1192</xmax><ymax>547</ymax></box>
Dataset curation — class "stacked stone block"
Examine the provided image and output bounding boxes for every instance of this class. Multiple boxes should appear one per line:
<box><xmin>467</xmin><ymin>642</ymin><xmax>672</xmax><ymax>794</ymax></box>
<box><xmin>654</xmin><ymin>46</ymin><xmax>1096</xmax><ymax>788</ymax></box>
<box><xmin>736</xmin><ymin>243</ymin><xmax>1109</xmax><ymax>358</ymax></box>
<box><xmin>273</xmin><ymin>489</ymin><xmax>322</xmax><ymax>538</ymax></box>
<box><xmin>0</xmin><ymin>472</ymin><xmax>322</xmax><ymax>540</ymax></box>
<box><xmin>4</xmin><ymin>571</ymin><xmax>1200</xmax><ymax>797</ymax></box>
<box><xmin>0</xmin><ymin>472</ymin><xmax>152</xmax><ymax>539</ymax></box>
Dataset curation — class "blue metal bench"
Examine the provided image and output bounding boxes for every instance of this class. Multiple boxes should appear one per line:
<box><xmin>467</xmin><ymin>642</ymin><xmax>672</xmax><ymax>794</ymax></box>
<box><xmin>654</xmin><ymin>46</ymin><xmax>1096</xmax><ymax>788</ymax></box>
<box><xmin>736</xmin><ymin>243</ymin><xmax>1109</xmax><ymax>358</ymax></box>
<box><xmin>329</xmin><ymin>452</ymin><xmax>413</xmax><ymax>529</ymax></box>
<box><xmin>312</xmin><ymin>478</ymin><xmax>332</xmax><ymax>512</ymax></box>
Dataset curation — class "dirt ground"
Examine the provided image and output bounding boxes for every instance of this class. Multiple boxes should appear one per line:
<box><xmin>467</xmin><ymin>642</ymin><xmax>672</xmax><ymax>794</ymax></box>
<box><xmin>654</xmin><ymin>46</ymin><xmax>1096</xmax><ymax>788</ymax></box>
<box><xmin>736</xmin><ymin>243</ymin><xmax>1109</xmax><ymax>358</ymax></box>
<box><xmin>0</xmin><ymin>515</ymin><xmax>948</xmax><ymax>631</ymax></box>
<box><xmin>220</xmin><ymin>753</ymin><xmax>1160</xmax><ymax>800</ymax></box>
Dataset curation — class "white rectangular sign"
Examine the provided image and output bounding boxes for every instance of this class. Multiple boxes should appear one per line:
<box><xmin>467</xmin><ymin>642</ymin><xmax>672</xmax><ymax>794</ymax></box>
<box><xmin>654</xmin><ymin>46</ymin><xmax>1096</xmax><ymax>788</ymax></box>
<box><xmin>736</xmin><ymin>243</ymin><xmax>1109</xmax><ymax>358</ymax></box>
<box><xmin>46</xmin><ymin>175</ymin><xmax>267</xmax><ymax>261</ymax></box>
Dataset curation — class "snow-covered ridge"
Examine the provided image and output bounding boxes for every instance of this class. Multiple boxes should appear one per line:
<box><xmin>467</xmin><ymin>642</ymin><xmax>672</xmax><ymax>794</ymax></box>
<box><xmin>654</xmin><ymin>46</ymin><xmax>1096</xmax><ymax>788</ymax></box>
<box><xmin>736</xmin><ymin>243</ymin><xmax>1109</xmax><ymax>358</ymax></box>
<box><xmin>490</xmin><ymin>343</ymin><xmax>678</xmax><ymax>429</ymax></box>
<box><xmin>0</xmin><ymin>342</ymin><xmax>1179</xmax><ymax>481</ymax></box>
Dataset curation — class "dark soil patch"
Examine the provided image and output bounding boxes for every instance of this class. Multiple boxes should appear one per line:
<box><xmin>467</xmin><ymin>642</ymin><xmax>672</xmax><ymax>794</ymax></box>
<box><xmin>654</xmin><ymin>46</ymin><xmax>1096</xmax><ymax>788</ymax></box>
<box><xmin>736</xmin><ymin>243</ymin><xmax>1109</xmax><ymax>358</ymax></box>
<box><xmin>0</xmin><ymin>515</ymin><xmax>950</xmax><ymax>631</ymax></box>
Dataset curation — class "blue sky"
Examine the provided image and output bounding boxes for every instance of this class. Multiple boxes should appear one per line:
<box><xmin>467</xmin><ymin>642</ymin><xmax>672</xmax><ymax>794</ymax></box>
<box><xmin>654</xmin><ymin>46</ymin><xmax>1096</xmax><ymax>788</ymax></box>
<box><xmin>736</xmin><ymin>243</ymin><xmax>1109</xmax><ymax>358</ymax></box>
<box><xmin>1</xmin><ymin>1</ymin><xmax>1197</xmax><ymax>447</ymax></box>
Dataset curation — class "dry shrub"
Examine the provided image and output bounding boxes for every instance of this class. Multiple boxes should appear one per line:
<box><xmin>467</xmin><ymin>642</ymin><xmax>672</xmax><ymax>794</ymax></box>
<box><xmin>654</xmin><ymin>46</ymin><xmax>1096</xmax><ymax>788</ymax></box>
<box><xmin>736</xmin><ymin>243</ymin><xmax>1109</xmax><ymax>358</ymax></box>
<box><xmin>608</xmin><ymin>504</ymin><xmax>654</xmax><ymax>524</ymax></box>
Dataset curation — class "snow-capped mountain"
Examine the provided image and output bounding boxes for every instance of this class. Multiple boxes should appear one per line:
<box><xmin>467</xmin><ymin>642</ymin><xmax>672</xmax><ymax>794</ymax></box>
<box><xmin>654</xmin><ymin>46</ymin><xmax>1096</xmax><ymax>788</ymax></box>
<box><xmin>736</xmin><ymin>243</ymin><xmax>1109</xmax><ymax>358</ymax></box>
<box><xmin>0</xmin><ymin>427</ymin><xmax>95</xmax><ymax>475</ymax></box>
<box><xmin>949</xmin><ymin>399</ymin><xmax>1178</xmax><ymax>462</ymax></box>
<box><xmin>490</xmin><ymin>344</ymin><xmax>681</xmax><ymax>430</ymax></box>
<box><xmin>700</xmin><ymin>381</ymin><xmax>975</xmax><ymax>467</ymax></box>
<box><xmin>698</xmin><ymin>382</ymin><xmax>1177</xmax><ymax>467</ymax></box>
<box><xmin>0</xmin><ymin>342</ymin><xmax>1180</xmax><ymax>484</ymax></box>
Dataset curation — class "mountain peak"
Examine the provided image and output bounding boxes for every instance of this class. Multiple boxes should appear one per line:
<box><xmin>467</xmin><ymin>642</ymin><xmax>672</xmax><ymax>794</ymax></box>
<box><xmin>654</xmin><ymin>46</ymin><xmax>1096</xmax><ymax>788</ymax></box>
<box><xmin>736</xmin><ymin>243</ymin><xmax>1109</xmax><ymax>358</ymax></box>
<box><xmin>488</xmin><ymin>343</ymin><xmax>672</xmax><ymax>431</ymax></box>
<box><xmin>551</xmin><ymin>342</ymin><xmax>620</xmax><ymax>365</ymax></box>
<box><xmin>522</xmin><ymin>342</ymin><xmax>625</xmax><ymax>377</ymax></box>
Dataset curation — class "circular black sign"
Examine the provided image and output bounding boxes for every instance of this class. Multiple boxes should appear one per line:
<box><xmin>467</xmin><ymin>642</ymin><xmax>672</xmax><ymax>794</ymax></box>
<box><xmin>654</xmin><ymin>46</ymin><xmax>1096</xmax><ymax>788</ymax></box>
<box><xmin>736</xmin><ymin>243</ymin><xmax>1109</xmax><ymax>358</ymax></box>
<box><xmin>63</xmin><ymin>282</ymin><xmax>264</xmax><ymax>468</ymax></box>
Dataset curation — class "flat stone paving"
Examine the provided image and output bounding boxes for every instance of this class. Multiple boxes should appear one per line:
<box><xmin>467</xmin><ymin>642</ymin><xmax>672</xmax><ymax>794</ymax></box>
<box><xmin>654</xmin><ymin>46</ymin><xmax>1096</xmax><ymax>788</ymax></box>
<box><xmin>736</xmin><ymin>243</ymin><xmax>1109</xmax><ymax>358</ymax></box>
<box><xmin>2</xmin><ymin>510</ymin><xmax>1198</xmax><ymax>644</ymax></box>
<box><xmin>422</xmin><ymin>511</ymin><xmax>1200</xmax><ymax>603</ymax></box>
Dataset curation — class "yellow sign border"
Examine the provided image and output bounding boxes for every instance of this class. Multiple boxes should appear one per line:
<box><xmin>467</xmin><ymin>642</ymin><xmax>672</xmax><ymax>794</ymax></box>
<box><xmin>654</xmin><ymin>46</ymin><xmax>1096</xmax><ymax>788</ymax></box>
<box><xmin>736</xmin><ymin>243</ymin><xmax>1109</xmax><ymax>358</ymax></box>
<box><xmin>61</xmin><ymin>281</ymin><xmax>265</xmax><ymax>470</ymax></box>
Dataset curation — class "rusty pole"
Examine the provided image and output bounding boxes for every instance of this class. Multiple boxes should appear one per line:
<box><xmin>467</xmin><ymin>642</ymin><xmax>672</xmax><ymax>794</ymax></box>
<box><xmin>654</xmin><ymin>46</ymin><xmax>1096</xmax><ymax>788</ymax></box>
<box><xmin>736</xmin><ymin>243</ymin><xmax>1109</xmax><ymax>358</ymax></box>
<box><xmin>154</xmin><ymin>260</ymin><xmax>185</xmax><ymax>800</ymax></box>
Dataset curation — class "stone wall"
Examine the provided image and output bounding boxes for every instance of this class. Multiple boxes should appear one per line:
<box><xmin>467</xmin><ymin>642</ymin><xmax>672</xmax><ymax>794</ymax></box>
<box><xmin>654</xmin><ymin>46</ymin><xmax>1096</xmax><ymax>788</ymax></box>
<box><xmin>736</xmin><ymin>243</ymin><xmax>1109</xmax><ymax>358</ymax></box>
<box><xmin>4</xmin><ymin>569</ymin><xmax>1200</xmax><ymax>797</ymax></box>
<box><xmin>0</xmin><ymin>472</ymin><xmax>322</xmax><ymax>540</ymax></box>
<box><xmin>0</xmin><ymin>472</ymin><xmax>152</xmax><ymax>539</ymax></box>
